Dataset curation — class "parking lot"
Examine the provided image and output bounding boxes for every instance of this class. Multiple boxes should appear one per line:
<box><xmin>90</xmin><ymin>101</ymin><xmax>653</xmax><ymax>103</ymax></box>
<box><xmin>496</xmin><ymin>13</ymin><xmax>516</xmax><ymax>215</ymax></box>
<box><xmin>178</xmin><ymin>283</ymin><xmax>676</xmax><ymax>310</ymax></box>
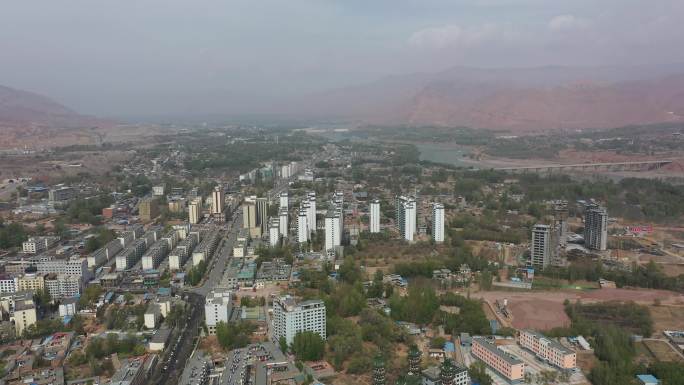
<box><xmin>223</xmin><ymin>348</ymin><xmax>247</xmax><ymax>385</ymax></box>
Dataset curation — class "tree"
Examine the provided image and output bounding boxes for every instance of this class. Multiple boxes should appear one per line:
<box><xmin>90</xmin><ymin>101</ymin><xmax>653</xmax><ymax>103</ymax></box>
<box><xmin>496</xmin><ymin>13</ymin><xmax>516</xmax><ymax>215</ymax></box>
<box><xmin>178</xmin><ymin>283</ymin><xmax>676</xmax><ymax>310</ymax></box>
<box><xmin>430</xmin><ymin>336</ymin><xmax>446</xmax><ymax>349</ymax></box>
<box><xmin>338</xmin><ymin>257</ymin><xmax>361</xmax><ymax>284</ymax></box>
<box><xmin>215</xmin><ymin>321</ymin><xmax>255</xmax><ymax>350</ymax></box>
<box><xmin>479</xmin><ymin>271</ymin><xmax>493</xmax><ymax>291</ymax></box>
<box><xmin>0</xmin><ymin>222</ymin><xmax>28</xmax><ymax>248</ymax></box>
<box><xmin>468</xmin><ymin>361</ymin><xmax>493</xmax><ymax>385</ymax></box>
<box><xmin>279</xmin><ymin>336</ymin><xmax>288</xmax><ymax>354</ymax></box>
<box><xmin>290</xmin><ymin>331</ymin><xmax>325</xmax><ymax>361</ymax></box>
<box><xmin>79</xmin><ymin>285</ymin><xmax>103</xmax><ymax>308</ymax></box>
<box><xmin>389</xmin><ymin>285</ymin><xmax>439</xmax><ymax>325</ymax></box>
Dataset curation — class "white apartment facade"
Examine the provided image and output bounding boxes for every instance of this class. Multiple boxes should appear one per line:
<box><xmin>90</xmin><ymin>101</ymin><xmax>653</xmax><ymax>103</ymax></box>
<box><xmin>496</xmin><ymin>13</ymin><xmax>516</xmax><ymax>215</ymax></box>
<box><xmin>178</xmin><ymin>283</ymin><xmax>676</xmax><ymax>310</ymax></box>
<box><xmin>370</xmin><ymin>199</ymin><xmax>380</xmax><ymax>233</ymax></box>
<box><xmin>279</xmin><ymin>192</ymin><xmax>289</xmax><ymax>210</ymax></box>
<box><xmin>396</xmin><ymin>196</ymin><xmax>417</xmax><ymax>242</ymax></box>
<box><xmin>297</xmin><ymin>209</ymin><xmax>309</xmax><ymax>243</ymax></box>
<box><xmin>205</xmin><ymin>290</ymin><xmax>233</xmax><ymax>335</ymax></box>
<box><xmin>279</xmin><ymin>208</ymin><xmax>289</xmax><ymax>238</ymax></box>
<box><xmin>272</xmin><ymin>295</ymin><xmax>326</xmax><ymax>345</ymax></box>
<box><xmin>432</xmin><ymin>203</ymin><xmax>445</xmax><ymax>243</ymax></box>
<box><xmin>324</xmin><ymin>210</ymin><xmax>342</xmax><ymax>253</ymax></box>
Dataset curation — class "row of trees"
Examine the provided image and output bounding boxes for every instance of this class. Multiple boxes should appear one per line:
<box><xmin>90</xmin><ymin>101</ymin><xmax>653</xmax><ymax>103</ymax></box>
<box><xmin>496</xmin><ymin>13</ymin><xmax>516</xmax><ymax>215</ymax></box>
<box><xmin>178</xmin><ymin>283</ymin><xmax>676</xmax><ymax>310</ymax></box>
<box><xmin>540</xmin><ymin>259</ymin><xmax>684</xmax><ymax>293</ymax></box>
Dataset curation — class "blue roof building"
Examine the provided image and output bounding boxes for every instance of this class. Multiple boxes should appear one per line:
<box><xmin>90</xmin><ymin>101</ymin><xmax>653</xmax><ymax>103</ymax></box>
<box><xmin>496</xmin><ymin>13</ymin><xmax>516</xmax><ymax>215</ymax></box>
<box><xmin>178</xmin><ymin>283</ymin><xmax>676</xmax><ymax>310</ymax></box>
<box><xmin>636</xmin><ymin>374</ymin><xmax>660</xmax><ymax>385</ymax></box>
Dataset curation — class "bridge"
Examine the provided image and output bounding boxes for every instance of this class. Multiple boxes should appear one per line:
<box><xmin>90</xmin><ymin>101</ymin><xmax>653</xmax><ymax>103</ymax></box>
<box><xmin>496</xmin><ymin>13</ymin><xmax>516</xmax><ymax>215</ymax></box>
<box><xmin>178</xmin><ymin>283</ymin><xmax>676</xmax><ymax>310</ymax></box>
<box><xmin>496</xmin><ymin>160</ymin><xmax>673</xmax><ymax>173</ymax></box>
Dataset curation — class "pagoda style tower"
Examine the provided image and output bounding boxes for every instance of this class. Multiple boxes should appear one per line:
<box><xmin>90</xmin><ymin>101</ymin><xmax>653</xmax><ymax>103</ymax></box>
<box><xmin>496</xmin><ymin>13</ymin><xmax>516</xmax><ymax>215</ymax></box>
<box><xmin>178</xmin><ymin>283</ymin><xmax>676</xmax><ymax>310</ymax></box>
<box><xmin>373</xmin><ymin>354</ymin><xmax>386</xmax><ymax>385</ymax></box>
<box><xmin>408</xmin><ymin>344</ymin><xmax>421</xmax><ymax>375</ymax></box>
<box><xmin>440</xmin><ymin>359</ymin><xmax>456</xmax><ymax>385</ymax></box>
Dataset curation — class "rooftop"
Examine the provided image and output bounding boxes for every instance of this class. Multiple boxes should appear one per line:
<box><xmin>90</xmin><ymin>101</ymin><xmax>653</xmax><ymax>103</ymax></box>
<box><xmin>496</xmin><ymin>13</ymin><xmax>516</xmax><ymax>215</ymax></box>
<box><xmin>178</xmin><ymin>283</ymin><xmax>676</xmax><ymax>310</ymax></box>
<box><xmin>474</xmin><ymin>337</ymin><xmax>524</xmax><ymax>366</ymax></box>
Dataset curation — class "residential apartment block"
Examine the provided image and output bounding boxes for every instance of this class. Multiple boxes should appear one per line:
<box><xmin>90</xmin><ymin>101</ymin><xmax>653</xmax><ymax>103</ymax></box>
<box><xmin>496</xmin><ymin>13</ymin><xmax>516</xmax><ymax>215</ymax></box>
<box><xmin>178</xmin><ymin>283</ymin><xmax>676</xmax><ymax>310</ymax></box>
<box><xmin>272</xmin><ymin>295</ymin><xmax>326</xmax><ymax>345</ymax></box>
<box><xmin>472</xmin><ymin>337</ymin><xmax>525</xmax><ymax>383</ymax></box>
<box><xmin>519</xmin><ymin>330</ymin><xmax>576</xmax><ymax>370</ymax></box>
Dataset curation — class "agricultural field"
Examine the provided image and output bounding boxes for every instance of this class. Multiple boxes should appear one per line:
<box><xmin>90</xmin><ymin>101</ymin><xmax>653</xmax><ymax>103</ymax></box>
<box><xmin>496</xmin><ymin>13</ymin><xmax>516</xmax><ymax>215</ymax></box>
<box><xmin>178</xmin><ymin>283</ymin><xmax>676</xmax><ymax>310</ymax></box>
<box><xmin>642</xmin><ymin>340</ymin><xmax>684</xmax><ymax>363</ymax></box>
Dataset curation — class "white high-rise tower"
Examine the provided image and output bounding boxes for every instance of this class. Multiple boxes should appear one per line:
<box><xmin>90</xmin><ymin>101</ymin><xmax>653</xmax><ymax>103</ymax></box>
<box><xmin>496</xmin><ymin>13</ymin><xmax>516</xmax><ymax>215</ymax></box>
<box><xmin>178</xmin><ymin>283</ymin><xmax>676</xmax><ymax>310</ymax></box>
<box><xmin>369</xmin><ymin>199</ymin><xmax>380</xmax><ymax>233</ymax></box>
<box><xmin>396</xmin><ymin>196</ymin><xmax>417</xmax><ymax>242</ymax></box>
<box><xmin>307</xmin><ymin>192</ymin><xmax>316</xmax><ymax>234</ymax></box>
<box><xmin>432</xmin><ymin>203</ymin><xmax>444</xmax><ymax>243</ymax></box>
<box><xmin>279</xmin><ymin>192</ymin><xmax>289</xmax><ymax>210</ymax></box>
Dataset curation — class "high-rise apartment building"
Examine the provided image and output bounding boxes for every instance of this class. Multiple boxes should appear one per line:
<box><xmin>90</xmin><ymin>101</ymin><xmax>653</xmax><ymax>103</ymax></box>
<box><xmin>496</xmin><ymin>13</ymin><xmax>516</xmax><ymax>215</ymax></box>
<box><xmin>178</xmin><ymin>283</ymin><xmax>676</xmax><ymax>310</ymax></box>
<box><xmin>272</xmin><ymin>295</ymin><xmax>326</xmax><ymax>345</ymax></box>
<box><xmin>307</xmin><ymin>192</ymin><xmax>317</xmax><ymax>235</ymax></box>
<box><xmin>211</xmin><ymin>186</ymin><xmax>224</xmax><ymax>215</ymax></box>
<box><xmin>297</xmin><ymin>209</ymin><xmax>309</xmax><ymax>243</ymax></box>
<box><xmin>256</xmin><ymin>197</ymin><xmax>269</xmax><ymax>234</ymax></box>
<box><xmin>530</xmin><ymin>224</ymin><xmax>553</xmax><ymax>269</ymax></box>
<box><xmin>396</xmin><ymin>196</ymin><xmax>417</xmax><ymax>242</ymax></box>
<box><xmin>369</xmin><ymin>199</ymin><xmax>380</xmax><ymax>233</ymax></box>
<box><xmin>324</xmin><ymin>210</ymin><xmax>342</xmax><ymax>252</ymax></box>
<box><xmin>279</xmin><ymin>192</ymin><xmax>289</xmax><ymax>210</ymax></box>
<box><xmin>242</xmin><ymin>196</ymin><xmax>261</xmax><ymax>237</ymax></box>
<box><xmin>269</xmin><ymin>218</ymin><xmax>280</xmax><ymax>247</ymax></box>
<box><xmin>554</xmin><ymin>200</ymin><xmax>568</xmax><ymax>247</ymax></box>
<box><xmin>584</xmin><ymin>204</ymin><xmax>608</xmax><ymax>251</ymax></box>
<box><xmin>188</xmin><ymin>200</ymin><xmax>200</xmax><ymax>224</ymax></box>
<box><xmin>243</xmin><ymin>198</ymin><xmax>257</xmax><ymax>228</ymax></box>
<box><xmin>278</xmin><ymin>208</ymin><xmax>289</xmax><ymax>238</ymax></box>
<box><xmin>432</xmin><ymin>203</ymin><xmax>445</xmax><ymax>243</ymax></box>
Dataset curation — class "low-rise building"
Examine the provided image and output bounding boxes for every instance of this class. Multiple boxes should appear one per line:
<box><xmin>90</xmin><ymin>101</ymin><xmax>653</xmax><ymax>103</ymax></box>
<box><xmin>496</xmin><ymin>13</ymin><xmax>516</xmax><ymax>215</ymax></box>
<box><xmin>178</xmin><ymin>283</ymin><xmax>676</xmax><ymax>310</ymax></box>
<box><xmin>141</xmin><ymin>242</ymin><xmax>169</xmax><ymax>270</ymax></box>
<box><xmin>44</xmin><ymin>274</ymin><xmax>81</xmax><ymax>299</ymax></box>
<box><xmin>14</xmin><ymin>273</ymin><xmax>45</xmax><ymax>293</ymax></box>
<box><xmin>36</xmin><ymin>257</ymin><xmax>89</xmax><ymax>281</ymax></box>
<box><xmin>58</xmin><ymin>297</ymin><xmax>78</xmax><ymax>318</ymax></box>
<box><xmin>109</xmin><ymin>356</ymin><xmax>149</xmax><ymax>385</ymax></box>
<box><xmin>149</xmin><ymin>327</ymin><xmax>172</xmax><ymax>352</ymax></box>
<box><xmin>204</xmin><ymin>289</ymin><xmax>232</xmax><ymax>335</ymax></box>
<box><xmin>144</xmin><ymin>303</ymin><xmax>161</xmax><ymax>329</ymax></box>
<box><xmin>11</xmin><ymin>301</ymin><xmax>37</xmax><ymax>336</ymax></box>
<box><xmin>472</xmin><ymin>337</ymin><xmax>525</xmax><ymax>383</ymax></box>
<box><xmin>22</xmin><ymin>236</ymin><xmax>60</xmax><ymax>254</ymax></box>
<box><xmin>519</xmin><ymin>330</ymin><xmax>576</xmax><ymax>370</ymax></box>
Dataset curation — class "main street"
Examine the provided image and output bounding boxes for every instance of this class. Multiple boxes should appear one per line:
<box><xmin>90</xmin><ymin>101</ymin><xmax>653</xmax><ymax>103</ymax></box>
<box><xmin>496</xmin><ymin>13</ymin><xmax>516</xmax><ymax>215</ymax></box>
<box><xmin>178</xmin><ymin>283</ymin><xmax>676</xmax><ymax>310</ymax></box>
<box><xmin>170</xmin><ymin>150</ymin><xmax>326</xmax><ymax>385</ymax></box>
<box><xmin>153</xmin><ymin>208</ymin><xmax>240</xmax><ymax>385</ymax></box>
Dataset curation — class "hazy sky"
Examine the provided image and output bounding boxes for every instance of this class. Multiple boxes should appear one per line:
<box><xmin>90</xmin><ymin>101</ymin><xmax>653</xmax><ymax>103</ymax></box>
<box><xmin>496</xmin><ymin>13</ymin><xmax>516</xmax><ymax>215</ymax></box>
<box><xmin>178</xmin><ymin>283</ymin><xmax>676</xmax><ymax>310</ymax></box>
<box><xmin>1</xmin><ymin>0</ymin><xmax>682</xmax><ymax>117</ymax></box>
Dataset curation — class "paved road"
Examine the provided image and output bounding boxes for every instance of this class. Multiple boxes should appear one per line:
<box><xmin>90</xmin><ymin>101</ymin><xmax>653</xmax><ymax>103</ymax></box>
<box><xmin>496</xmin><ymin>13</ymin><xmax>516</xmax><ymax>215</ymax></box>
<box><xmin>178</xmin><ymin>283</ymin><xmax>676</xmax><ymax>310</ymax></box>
<box><xmin>193</xmin><ymin>212</ymin><xmax>241</xmax><ymax>296</ymax></box>
<box><xmin>151</xmin><ymin>292</ymin><xmax>205</xmax><ymax>385</ymax></box>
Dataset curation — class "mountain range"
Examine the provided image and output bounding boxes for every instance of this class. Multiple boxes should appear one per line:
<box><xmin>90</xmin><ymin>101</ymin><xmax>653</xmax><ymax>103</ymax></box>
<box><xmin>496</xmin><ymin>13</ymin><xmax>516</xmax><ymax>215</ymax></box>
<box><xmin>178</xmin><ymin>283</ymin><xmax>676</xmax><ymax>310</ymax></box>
<box><xmin>292</xmin><ymin>65</ymin><xmax>684</xmax><ymax>133</ymax></box>
<box><xmin>2</xmin><ymin>64</ymin><xmax>684</xmax><ymax>135</ymax></box>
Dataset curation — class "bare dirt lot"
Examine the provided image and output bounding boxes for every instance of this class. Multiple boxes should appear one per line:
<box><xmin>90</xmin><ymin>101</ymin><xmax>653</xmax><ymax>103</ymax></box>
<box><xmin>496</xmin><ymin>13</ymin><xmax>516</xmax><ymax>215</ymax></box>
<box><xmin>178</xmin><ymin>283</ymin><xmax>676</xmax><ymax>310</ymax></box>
<box><xmin>472</xmin><ymin>288</ymin><xmax>684</xmax><ymax>330</ymax></box>
<box><xmin>472</xmin><ymin>291</ymin><xmax>573</xmax><ymax>330</ymax></box>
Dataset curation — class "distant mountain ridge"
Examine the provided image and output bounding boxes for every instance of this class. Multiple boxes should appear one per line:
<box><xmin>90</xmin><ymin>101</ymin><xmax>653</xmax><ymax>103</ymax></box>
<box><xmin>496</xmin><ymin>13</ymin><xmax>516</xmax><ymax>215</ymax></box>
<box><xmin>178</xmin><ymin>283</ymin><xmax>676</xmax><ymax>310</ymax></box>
<box><xmin>293</xmin><ymin>65</ymin><xmax>684</xmax><ymax>132</ymax></box>
<box><xmin>0</xmin><ymin>84</ymin><xmax>92</xmax><ymax>127</ymax></box>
